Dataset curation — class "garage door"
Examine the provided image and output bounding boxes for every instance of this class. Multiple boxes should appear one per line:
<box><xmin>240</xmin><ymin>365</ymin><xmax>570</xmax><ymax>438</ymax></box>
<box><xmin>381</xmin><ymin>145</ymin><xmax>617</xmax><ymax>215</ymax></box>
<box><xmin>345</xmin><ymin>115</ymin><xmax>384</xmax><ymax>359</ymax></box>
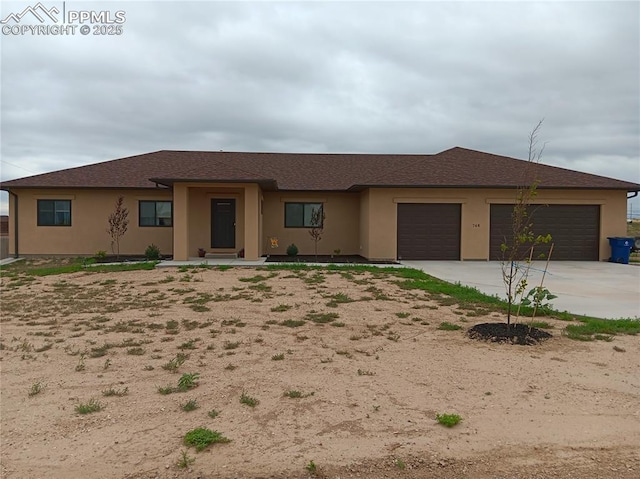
<box><xmin>397</xmin><ymin>204</ymin><xmax>461</xmax><ymax>260</ymax></box>
<box><xmin>490</xmin><ymin>205</ymin><xmax>600</xmax><ymax>261</ymax></box>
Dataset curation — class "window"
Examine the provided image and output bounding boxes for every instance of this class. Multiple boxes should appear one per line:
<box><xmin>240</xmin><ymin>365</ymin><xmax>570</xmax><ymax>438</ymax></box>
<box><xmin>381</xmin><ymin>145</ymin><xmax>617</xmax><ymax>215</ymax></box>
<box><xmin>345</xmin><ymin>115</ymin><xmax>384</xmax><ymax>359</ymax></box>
<box><xmin>139</xmin><ymin>201</ymin><xmax>173</xmax><ymax>226</ymax></box>
<box><xmin>285</xmin><ymin>202</ymin><xmax>323</xmax><ymax>228</ymax></box>
<box><xmin>37</xmin><ymin>200</ymin><xmax>71</xmax><ymax>226</ymax></box>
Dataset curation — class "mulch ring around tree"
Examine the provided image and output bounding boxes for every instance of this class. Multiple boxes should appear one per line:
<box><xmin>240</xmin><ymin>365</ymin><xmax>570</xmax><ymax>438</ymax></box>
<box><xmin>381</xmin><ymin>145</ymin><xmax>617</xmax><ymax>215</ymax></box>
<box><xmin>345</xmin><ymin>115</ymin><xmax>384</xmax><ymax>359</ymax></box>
<box><xmin>468</xmin><ymin>323</ymin><xmax>553</xmax><ymax>345</ymax></box>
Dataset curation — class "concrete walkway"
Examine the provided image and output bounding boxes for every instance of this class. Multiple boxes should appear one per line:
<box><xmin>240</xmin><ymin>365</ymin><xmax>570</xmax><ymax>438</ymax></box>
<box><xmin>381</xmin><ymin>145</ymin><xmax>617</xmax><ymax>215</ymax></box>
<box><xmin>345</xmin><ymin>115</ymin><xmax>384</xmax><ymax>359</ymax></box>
<box><xmin>402</xmin><ymin>261</ymin><xmax>640</xmax><ymax>320</ymax></box>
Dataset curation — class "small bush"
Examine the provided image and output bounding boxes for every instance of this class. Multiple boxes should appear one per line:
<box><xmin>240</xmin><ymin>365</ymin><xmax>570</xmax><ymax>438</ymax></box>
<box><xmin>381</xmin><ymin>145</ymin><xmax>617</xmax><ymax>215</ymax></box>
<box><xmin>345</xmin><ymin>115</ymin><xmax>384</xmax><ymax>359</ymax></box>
<box><xmin>240</xmin><ymin>391</ymin><xmax>259</xmax><ymax>407</ymax></box>
<box><xmin>145</xmin><ymin>243</ymin><xmax>161</xmax><ymax>260</ymax></box>
<box><xmin>286</xmin><ymin>243</ymin><xmax>299</xmax><ymax>256</ymax></box>
<box><xmin>183</xmin><ymin>427</ymin><xmax>230</xmax><ymax>451</ymax></box>
<box><xmin>181</xmin><ymin>399</ymin><xmax>199</xmax><ymax>411</ymax></box>
<box><xmin>436</xmin><ymin>413</ymin><xmax>462</xmax><ymax>427</ymax></box>
<box><xmin>75</xmin><ymin>398</ymin><xmax>104</xmax><ymax>414</ymax></box>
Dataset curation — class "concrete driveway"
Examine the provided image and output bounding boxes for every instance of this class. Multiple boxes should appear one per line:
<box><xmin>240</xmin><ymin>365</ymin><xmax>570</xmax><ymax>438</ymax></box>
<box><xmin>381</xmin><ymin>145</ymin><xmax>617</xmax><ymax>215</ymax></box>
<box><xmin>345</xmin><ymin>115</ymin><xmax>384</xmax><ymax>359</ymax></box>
<box><xmin>401</xmin><ymin>261</ymin><xmax>640</xmax><ymax>320</ymax></box>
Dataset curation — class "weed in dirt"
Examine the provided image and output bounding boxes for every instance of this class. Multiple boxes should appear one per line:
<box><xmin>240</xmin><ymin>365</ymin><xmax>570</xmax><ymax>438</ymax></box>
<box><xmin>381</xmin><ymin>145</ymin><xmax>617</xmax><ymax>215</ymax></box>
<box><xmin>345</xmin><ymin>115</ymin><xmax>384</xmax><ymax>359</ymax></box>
<box><xmin>177</xmin><ymin>450</ymin><xmax>195</xmax><ymax>468</ymax></box>
<box><xmin>395</xmin><ymin>458</ymin><xmax>406</xmax><ymax>469</ymax></box>
<box><xmin>102</xmin><ymin>386</ymin><xmax>128</xmax><ymax>397</ymax></box>
<box><xmin>305</xmin><ymin>460</ymin><xmax>317</xmax><ymax>473</ymax></box>
<box><xmin>158</xmin><ymin>385</ymin><xmax>175</xmax><ymax>395</ymax></box>
<box><xmin>162</xmin><ymin>353</ymin><xmax>188</xmax><ymax>372</ymax></box>
<box><xmin>239</xmin><ymin>274</ymin><xmax>274</xmax><ymax>283</ymax></box>
<box><xmin>223</xmin><ymin>341</ymin><xmax>241</xmax><ymax>350</ymax></box>
<box><xmin>75</xmin><ymin>398</ymin><xmax>104</xmax><ymax>414</ymax></box>
<box><xmin>306</xmin><ymin>311</ymin><xmax>339</xmax><ymax>324</ymax></box>
<box><xmin>284</xmin><ymin>390</ymin><xmax>314</xmax><ymax>398</ymax></box>
<box><xmin>270</xmin><ymin>304</ymin><xmax>292</xmax><ymax>312</ymax></box>
<box><xmin>34</xmin><ymin>342</ymin><xmax>53</xmax><ymax>353</ymax></box>
<box><xmin>249</xmin><ymin>283</ymin><xmax>272</xmax><ymax>292</ymax></box>
<box><xmin>271</xmin><ymin>353</ymin><xmax>285</xmax><ymax>361</ymax></box>
<box><xmin>75</xmin><ymin>354</ymin><xmax>86</xmax><ymax>371</ymax></box>
<box><xmin>436</xmin><ymin>413</ymin><xmax>462</xmax><ymax>427</ymax></box>
<box><xmin>395</xmin><ymin>312</ymin><xmax>410</xmax><ymax>318</ymax></box>
<box><xmin>190</xmin><ymin>304</ymin><xmax>210</xmax><ymax>312</ymax></box>
<box><xmin>127</xmin><ymin>347</ymin><xmax>145</xmax><ymax>356</ymax></box>
<box><xmin>177</xmin><ymin>372</ymin><xmax>200</xmax><ymax>391</ymax></box>
<box><xmin>179</xmin><ymin>340</ymin><xmax>198</xmax><ymax>350</ymax></box>
<box><xmin>386</xmin><ymin>331</ymin><xmax>400</xmax><ymax>341</ymax></box>
<box><xmin>240</xmin><ymin>391</ymin><xmax>259</xmax><ymax>407</ymax></box>
<box><xmin>530</xmin><ymin>321</ymin><xmax>553</xmax><ymax>329</ymax></box>
<box><xmin>208</xmin><ymin>409</ymin><xmax>220</xmax><ymax>419</ymax></box>
<box><xmin>28</xmin><ymin>381</ymin><xmax>45</xmax><ymax>397</ymax></box>
<box><xmin>183</xmin><ymin>427</ymin><xmax>230</xmax><ymax>451</ymax></box>
<box><xmin>280</xmin><ymin>319</ymin><xmax>306</xmax><ymax>328</ymax></box>
<box><xmin>181</xmin><ymin>399</ymin><xmax>199</xmax><ymax>412</ymax></box>
<box><xmin>437</xmin><ymin>322</ymin><xmax>463</xmax><ymax>331</ymax></box>
<box><xmin>357</xmin><ymin>369</ymin><xmax>375</xmax><ymax>376</ymax></box>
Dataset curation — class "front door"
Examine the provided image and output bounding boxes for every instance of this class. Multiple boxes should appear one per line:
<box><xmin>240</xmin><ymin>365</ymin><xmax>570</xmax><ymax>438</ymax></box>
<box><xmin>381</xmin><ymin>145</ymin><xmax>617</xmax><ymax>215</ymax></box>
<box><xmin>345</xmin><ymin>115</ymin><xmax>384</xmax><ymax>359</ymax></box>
<box><xmin>211</xmin><ymin>199</ymin><xmax>236</xmax><ymax>248</ymax></box>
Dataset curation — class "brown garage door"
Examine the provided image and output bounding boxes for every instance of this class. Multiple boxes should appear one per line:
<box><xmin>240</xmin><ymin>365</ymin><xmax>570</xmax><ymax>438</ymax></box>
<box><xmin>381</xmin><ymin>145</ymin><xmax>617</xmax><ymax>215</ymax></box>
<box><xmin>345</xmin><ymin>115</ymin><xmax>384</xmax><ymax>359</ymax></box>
<box><xmin>490</xmin><ymin>204</ymin><xmax>600</xmax><ymax>261</ymax></box>
<box><xmin>397</xmin><ymin>203</ymin><xmax>461</xmax><ymax>260</ymax></box>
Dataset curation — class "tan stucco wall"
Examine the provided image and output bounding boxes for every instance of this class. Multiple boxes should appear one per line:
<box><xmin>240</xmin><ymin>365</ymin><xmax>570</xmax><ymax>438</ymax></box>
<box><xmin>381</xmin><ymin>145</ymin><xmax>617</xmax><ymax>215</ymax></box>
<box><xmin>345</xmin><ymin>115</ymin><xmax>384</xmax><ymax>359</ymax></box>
<box><xmin>7</xmin><ymin>189</ymin><xmax>173</xmax><ymax>256</ymax></box>
<box><xmin>364</xmin><ymin>188</ymin><xmax>629</xmax><ymax>261</ymax></box>
<box><xmin>172</xmin><ymin>183</ymin><xmax>260</xmax><ymax>261</ymax></box>
<box><xmin>7</xmin><ymin>186</ymin><xmax>629</xmax><ymax>262</ymax></box>
<box><xmin>262</xmin><ymin>192</ymin><xmax>360</xmax><ymax>256</ymax></box>
<box><xmin>359</xmin><ymin>190</ymin><xmax>371</xmax><ymax>258</ymax></box>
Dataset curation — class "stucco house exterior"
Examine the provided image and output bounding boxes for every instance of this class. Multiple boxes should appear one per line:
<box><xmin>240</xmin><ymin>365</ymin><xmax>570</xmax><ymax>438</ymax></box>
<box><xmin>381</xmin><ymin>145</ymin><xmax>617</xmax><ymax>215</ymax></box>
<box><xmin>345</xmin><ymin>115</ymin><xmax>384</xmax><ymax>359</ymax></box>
<box><xmin>1</xmin><ymin>147</ymin><xmax>638</xmax><ymax>261</ymax></box>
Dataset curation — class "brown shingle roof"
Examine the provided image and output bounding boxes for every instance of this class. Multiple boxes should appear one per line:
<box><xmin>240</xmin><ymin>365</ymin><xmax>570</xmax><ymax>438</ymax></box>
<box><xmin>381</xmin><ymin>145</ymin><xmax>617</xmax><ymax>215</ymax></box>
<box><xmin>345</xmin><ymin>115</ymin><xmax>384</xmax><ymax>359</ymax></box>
<box><xmin>2</xmin><ymin>147</ymin><xmax>638</xmax><ymax>191</ymax></box>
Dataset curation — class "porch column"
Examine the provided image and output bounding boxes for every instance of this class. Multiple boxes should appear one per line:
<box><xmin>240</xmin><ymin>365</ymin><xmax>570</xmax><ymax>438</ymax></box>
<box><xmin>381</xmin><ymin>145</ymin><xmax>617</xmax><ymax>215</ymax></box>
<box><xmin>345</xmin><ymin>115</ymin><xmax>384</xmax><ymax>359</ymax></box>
<box><xmin>173</xmin><ymin>184</ymin><xmax>189</xmax><ymax>261</ymax></box>
<box><xmin>243</xmin><ymin>184</ymin><xmax>260</xmax><ymax>260</ymax></box>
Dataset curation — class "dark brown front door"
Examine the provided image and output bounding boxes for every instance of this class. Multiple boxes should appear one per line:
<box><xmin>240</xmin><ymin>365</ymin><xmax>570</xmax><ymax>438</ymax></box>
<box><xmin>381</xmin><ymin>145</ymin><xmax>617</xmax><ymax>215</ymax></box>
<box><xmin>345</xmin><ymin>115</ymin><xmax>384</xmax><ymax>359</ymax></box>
<box><xmin>489</xmin><ymin>204</ymin><xmax>600</xmax><ymax>260</ymax></box>
<box><xmin>211</xmin><ymin>199</ymin><xmax>236</xmax><ymax>248</ymax></box>
<box><xmin>397</xmin><ymin>203</ymin><xmax>461</xmax><ymax>260</ymax></box>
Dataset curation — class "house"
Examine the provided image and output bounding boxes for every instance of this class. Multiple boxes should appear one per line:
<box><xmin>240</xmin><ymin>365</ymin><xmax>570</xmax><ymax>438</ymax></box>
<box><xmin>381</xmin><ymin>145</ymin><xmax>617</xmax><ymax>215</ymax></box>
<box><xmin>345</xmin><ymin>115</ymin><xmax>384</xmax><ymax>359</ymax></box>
<box><xmin>1</xmin><ymin>147</ymin><xmax>638</xmax><ymax>261</ymax></box>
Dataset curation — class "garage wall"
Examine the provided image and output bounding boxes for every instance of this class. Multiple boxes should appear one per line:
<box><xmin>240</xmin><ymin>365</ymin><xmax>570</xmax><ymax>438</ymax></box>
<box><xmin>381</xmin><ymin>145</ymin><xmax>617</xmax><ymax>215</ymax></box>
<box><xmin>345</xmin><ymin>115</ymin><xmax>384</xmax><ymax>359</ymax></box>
<box><xmin>363</xmin><ymin>188</ymin><xmax>628</xmax><ymax>261</ymax></box>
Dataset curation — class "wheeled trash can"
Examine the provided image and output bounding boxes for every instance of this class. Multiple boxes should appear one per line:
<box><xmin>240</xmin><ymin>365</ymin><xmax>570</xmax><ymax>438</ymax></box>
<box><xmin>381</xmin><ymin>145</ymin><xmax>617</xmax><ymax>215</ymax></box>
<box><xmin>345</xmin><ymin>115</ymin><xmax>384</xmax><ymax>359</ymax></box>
<box><xmin>607</xmin><ymin>237</ymin><xmax>634</xmax><ymax>264</ymax></box>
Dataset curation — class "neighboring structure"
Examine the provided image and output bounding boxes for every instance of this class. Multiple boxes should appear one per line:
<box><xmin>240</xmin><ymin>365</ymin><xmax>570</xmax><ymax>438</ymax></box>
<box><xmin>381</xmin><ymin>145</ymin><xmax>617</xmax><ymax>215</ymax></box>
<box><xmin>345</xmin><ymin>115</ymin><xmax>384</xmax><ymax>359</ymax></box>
<box><xmin>1</xmin><ymin>148</ymin><xmax>638</xmax><ymax>261</ymax></box>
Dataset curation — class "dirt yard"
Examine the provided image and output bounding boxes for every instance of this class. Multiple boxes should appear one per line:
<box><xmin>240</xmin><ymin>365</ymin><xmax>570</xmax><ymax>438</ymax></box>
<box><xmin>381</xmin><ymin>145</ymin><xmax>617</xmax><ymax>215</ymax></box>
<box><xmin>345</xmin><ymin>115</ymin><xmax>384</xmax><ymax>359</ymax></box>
<box><xmin>1</xmin><ymin>265</ymin><xmax>638</xmax><ymax>478</ymax></box>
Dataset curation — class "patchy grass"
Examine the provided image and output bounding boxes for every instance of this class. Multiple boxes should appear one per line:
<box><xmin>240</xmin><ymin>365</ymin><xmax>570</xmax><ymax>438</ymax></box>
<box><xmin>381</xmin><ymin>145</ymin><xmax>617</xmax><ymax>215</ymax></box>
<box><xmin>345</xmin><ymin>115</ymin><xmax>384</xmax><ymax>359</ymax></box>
<box><xmin>564</xmin><ymin>318</ymin><xmax>640</xmax><ymax>341</ymax></box>
<box><xmin>437</xmin><ymin>321</ymin><xmax>463</xmax><ymax>331</ymax></box>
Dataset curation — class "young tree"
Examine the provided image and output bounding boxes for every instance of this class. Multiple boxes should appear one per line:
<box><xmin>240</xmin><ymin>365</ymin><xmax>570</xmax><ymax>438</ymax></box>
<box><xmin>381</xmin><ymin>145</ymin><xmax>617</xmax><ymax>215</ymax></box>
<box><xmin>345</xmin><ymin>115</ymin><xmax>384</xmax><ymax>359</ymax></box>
<box><xmin>500</xmin><ymin>121</ymin><xmax>552</xmax><ymax>326</ymax></box>
<box><xmin>107</xmin><ymin>196</ymin><xmax>129</xmax><ymax>260</ymax></box>
<box><xmin>308</xmin><ymin>205</ymin><xmax>325</xmax><ymax>262</ymax></box>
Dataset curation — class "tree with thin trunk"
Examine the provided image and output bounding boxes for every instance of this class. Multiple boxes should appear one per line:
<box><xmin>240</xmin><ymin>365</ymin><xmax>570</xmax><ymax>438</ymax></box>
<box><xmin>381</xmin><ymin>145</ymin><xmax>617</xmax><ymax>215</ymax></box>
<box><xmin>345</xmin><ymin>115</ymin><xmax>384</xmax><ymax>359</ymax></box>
<box><xmin>308</xmin><ymin>205</ymin><xmax>325</xmax><ymax>262</ymax></box>
<box><xmin>500</xmin><ymin>120</ymin><xmax>552</xmax><ymax>326</ymax></box>
<box><xmin>107</xmin><ymin>196</ymin><xmax>129</xmax><ymax>260</ymax></box>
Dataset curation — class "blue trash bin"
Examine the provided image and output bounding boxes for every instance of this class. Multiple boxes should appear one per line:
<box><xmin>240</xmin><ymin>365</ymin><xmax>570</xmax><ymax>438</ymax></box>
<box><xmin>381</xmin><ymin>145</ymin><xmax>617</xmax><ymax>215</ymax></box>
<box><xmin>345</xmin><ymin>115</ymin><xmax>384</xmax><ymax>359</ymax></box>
<box><xmin>607</xmin><ymin>237</ymin><xmax>634</xmax><ymax>264</ymax></box>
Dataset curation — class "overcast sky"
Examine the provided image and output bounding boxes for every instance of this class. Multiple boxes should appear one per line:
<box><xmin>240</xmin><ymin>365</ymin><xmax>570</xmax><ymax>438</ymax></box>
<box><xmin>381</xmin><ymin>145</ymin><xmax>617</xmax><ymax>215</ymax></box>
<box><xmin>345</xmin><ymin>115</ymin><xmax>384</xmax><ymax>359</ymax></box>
<box><xmin>1</xmin><ymin>0</ymin><xmax>639</xmax><ymax>216</ymax></box>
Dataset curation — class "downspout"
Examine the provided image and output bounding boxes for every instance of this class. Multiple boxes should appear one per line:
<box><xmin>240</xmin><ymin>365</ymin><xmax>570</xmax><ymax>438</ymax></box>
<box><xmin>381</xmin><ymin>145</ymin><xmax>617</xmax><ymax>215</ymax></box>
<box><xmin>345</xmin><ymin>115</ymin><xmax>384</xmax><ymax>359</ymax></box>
<box><xmin>628</xmin><ymin>192</ymin><xmax>638</xmax><ymax>199</ymax></box>
<box><xmin>8</xmin><ymin>190</ymin><xmax>18</xmax><ymax>258</ymax></box>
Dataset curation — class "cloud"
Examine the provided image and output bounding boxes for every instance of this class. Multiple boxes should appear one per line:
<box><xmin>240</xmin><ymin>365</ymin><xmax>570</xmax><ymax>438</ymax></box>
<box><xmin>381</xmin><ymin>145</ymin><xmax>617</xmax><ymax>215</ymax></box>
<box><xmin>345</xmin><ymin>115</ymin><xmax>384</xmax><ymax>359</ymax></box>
<box><xmin>1</xmin><ymin>0</ymin><xmax>639</xmax><ymax>214</ymax></box>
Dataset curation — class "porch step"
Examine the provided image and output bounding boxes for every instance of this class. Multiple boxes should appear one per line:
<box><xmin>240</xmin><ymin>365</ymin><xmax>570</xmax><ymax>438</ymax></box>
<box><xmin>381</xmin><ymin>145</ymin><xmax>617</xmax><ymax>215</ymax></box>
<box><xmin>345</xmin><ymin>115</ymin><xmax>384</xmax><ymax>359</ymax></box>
<box><xmin>204</xmin><ymin>253</ymin><xmax>237</xmax><ymax>259</ymax></box>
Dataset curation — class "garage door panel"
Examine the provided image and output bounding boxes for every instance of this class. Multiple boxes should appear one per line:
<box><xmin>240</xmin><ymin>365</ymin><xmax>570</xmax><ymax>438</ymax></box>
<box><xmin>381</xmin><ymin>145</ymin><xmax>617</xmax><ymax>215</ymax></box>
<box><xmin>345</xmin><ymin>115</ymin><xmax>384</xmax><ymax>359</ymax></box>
<box><xmin>397</xmin><ymin>204</ymin><xmax>461</xmax><ymax>260</ymax></box>
<box><xmin>490</xmin><ymin>205</ymin><xmax>599</xmax><ymax>261</ymax></box>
